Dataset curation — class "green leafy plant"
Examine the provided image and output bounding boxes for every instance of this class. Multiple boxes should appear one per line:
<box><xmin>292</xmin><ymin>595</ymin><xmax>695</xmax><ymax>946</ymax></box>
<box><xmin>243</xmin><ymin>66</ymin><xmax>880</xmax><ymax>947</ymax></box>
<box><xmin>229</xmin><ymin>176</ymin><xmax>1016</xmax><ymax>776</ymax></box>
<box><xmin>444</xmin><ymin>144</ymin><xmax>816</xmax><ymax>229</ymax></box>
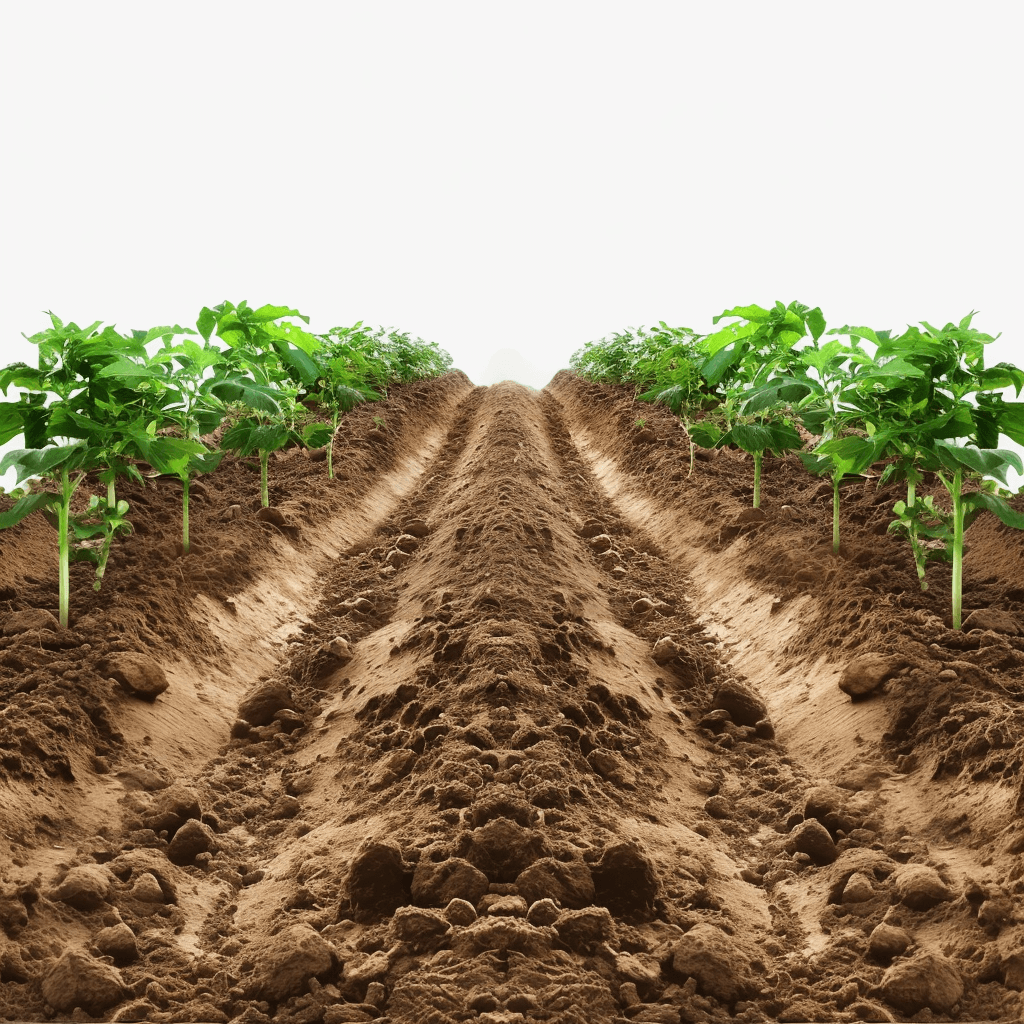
<box><xmin>0</xmin><ymin>444</ymin><xmax>97</xmax><ymax>626</ymax></box>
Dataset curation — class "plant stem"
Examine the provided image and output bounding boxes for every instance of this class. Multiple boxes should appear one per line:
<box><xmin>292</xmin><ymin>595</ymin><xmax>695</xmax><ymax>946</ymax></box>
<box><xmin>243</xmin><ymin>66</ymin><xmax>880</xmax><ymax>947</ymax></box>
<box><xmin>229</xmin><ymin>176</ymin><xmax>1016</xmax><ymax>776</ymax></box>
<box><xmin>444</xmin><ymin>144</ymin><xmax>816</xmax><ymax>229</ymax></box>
<box><xmin>107</xmin><ymin>477</ymin><xmax>116</xmax><ymax>508</ymax></box>
<box><xmin>951</xmin><ymin>467</ymin><xmax>965</xmax><ymax>629</ymax></box>
<box><xmin>752</xmin><ymin>451</ymin><xmax>763</xmax><ymax>508</ymax></box>
<box><xmin>182</xmin><ymin>476</ymin><xmax>191</xmax><ymax>554</ymax></box>
<box><xmin>260</xmin><ymin>450</ymin><xmax>270</xmax><ymax>507</ymax></box>
<box><xmin>832</xmin><ymin>474</ymin><xmax>841</xmax><ymax>554</ymax></box>
<box><xmin>328</xmin><ymin>409</ymin><xmax>338</xmax><ymax>480</ymax></box>
<box><xmin>57</xmin><ymin>469</ymin><xmax>72</xmax><ymax>628</ymax></box>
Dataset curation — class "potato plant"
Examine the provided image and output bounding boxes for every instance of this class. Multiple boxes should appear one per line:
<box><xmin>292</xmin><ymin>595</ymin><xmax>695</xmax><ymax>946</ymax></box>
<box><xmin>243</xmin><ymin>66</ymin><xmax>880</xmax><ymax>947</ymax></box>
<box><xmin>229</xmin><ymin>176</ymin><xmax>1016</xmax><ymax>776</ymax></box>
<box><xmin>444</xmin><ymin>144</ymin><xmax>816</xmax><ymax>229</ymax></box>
<box><xmin>0</xmin><ymin>301</ymin><xmax>455</xmax><ymax>624</ymax></box>
<box><xmin>571</xmin><ymin>303</ymin><xmax>1024</xmax><ymax>627</ymax></box>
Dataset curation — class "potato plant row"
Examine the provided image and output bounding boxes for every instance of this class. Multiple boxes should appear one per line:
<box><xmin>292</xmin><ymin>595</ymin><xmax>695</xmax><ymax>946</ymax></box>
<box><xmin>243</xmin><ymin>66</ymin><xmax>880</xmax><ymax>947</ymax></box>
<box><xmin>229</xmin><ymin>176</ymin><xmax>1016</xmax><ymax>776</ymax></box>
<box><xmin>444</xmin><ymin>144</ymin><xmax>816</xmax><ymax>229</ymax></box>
<box><xmin>0</xmin><ymin>300</ymin><xmax>454</xmax><ymax>626</ymax></box>
<box><xmin>570</xmin><ymin>301</ymin><xmax>1024</xmax><ymax>628</ymax></box>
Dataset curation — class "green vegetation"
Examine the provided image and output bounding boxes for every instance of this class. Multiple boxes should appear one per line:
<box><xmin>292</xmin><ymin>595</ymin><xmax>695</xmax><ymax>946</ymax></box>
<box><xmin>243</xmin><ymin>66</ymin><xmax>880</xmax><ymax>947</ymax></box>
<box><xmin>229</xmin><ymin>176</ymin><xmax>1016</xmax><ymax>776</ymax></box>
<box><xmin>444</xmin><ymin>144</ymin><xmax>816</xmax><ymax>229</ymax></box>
<box><xmin>0</xmin><ymin>302</ymin><xmax>453</xmax><ymax>623</ymax></box>
<box><xmin>572</xmin><ymin>303</ymin><xmax>1024</xmax><ymax>627</ymax></box>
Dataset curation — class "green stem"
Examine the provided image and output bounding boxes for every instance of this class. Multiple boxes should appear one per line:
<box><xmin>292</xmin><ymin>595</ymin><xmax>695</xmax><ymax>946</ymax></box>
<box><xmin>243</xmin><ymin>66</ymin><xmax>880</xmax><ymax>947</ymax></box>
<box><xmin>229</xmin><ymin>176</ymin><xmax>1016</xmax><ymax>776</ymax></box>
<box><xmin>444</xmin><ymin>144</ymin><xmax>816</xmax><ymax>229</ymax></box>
<box><xmin>57</xmin><ymin>469</ymin><xmax>72</xmax><ymax>628</ymax></box>
<box><xmin>328</xmin><ymin>408</ymin><xmax>339</xmax><ymax>480</ymax></box>
<box><xmin>752</xmin><ymin>451</ymin><xmax>763</xmax><ymax>508</ymax></box>
<box><xmin>951</xmin><ymin>467</ymin><xmax>965</xmax><ymax>630</ymax></box>
<box><xmin>832</xmin><ymin>474</ymin><xmax>841</xmax><ymax>555</ymax></box>
<box><xmin>260</xmin><ymin>450</ymin><xmax>270</xmax><ymax>507</ymax></box>
<box><xmin>182</xmin><ymin>476</ymin><xmax>191</xmax><ymax>554</ymax></box>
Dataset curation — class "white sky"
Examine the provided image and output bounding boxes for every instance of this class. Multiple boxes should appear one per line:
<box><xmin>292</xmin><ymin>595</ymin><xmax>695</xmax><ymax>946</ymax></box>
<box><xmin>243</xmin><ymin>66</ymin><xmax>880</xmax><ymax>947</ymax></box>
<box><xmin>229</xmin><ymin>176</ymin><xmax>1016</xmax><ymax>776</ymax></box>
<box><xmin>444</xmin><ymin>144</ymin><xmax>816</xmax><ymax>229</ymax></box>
<box><xmin>1</xmin><ymin>1</ymin><xmax>1022</xmax><ymax>482</ymax></box>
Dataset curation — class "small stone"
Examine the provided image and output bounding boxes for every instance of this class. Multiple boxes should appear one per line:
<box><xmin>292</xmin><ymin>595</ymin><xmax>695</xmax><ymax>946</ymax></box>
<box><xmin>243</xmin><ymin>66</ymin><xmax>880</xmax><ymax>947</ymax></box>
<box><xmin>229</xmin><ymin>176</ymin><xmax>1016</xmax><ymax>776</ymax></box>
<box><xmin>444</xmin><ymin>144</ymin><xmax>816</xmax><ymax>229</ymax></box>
<box><xmin>841</xmin><ymin>872</ymin><xmax>876</xmax><ymax>903</ymax></box>
<box><xmin>839</xmin><ymin>653</ymin><xmax>897</xmax><ymax>699</ymax></box>
<box><xmin>412</xmin><ymin>856</ymin><xmax>489</xmax><ymax>908</ymax></box>
<box><xmin>143</xmin><ymin>783</ymin><xmax>202</xmax><ymax>833</ymax></box>
<box><xmin>651</xmin><ymin>636</ymin><xmax>683</xmax><ymax>665</ymax></box>
<box><xmin>938</xmin><ymin>668</ymin><xmax>958</xmax><ymax>682</ymax></box>
<box><xmin>961</xmin><ymin>608</ymin><xmax>1021</xmax><ymax>634</ymax></box>
<box><xmin>526</xmin><ymin>898</ymin><xmax>560</xmax><ymax>927</ymax></box>
<box><xmin>786</xmin><ymin>818</ymin><xmax>837</xmax><ymax>864</ymax></box>
<box><xmin>732</xmin><ymin>507</ymin><xmax>768</xmax><ymax>526</ymax></box>
<box><xmin>94</xmin><ymin>922</ymin><xmax>138</xmax><ymax>963</ymax></box>
<box><xmin>442</xmin><ymin>898</ymin><xmax>477</xmax><ymax>925</ymax></box>
<box><xmin>868</xmin><ymin>922</ymin><xmax>912</xmax><ymax>961</ymax></box>
<box><xmin>342</xmin><ymin>950</ymin><xmax>390</xmax><ymax>986</ymax></box>
<box><xmin>879</xmin><ymin>951</ymin><xmax>962</xmax><ymax>1014</ymax></box>
<box><xmin>704</xmin><ymin>796</ymin><xmax>732</xmax><ymax>819</ymax></box>
<box><xmin>129</xmin><ymin>872</ymin><xmax>166</xmax><ymax>904</ymax></box>
<box><xmin>394</xmin><ymin>534</ymin><xmax>420</xmax><ymax>552</ymax></box>
<box><xmin>326</xmin><ymin>637</ymin><xmax>353</xmax><ymax>662</ymax></box>
<box><xmin>2</xmin><ymin>608</ymin><xmax>60</xmax><ymax>635</ymax></box>
<box><xmin>388</xmin><ymin>907</ymin><xmax>451</xmax><ymax>950</ymax></box>
<box><xmin>892</xmin><ymin>864</ymin><xmax>954</xmax><ymax>910</ymax></box>
<box><xmin>247</xmin><ymin>923</ymin><xmax>334</xmax><ymax>1002</ymax></box>
<box><xmin>166</xmin><ymin>819</ymin><xmax>217</xmax><ymax>866</ymax></box>
<box><xmin>670</xmin><ymin>923</ymin><xmax>759</xmax><ymax>1003</ymax></box>
<box><xmin>102</xmin><ymin>653</ymin><xmax>169</xmax><ymax>700</ymax></box>
<box><xmin>347</xmin><ymin>842</ymin><xmax>411</xmax><ymax>922</ymax></box>
<box><xmin>587</xmin><ymin>533</ymin><xmax>613</xmax><ymax>553</ymax></box>
<box><xmin>47</xmin><ymin>864</ymin><xmax>115</xmax><ymax>911</ymax></box>
<box><xmin>591</xmin><ymin>843</ymin><xmax>661</xmax><ymax>918</ymax></box>
<box><xmin>554</xmin><ymin>907</ymin><xmax>616</xmax><ymax>953</ymax></box>
<box><xmin>615</xmin><ymin>951</ymin><xmax>662</xmax><ymax>990</ymax></box>
<box><xmin>515</xmin><ymin>858</ymin><xmax>594</xmax><ymax>909</ymax></box>
<box><xmin>978</xmin><ymin>896</ymin><xmax>1014</xmax><ymax>931</ymax></box>
<box><xmin>238</xmin><ymin>680</ymin><xmax>293</xmax><ymax>727</ymax></box>
<box><xmin>255</xmin><ymin>506</ymin><xmax>287</xmax><ymax>527</ymax></box>
<box><xmin>712</xmin><ymin>679</ymin><xmax>767</xmax><ymax>727</ymax></box>
<box><xmin>482</xmin><ymin>895</ymin><xmax>526</xmax><ymax>917</ymax></box>
<box><xmin>41</xmin><ymin>949</ymin><xmax>127</xmax><ymax>1014</ymax></box>
<box><xmin>402</xmin><ymin>519</ymin><xmax>430</xmax><ymax>538</ymax></box>
<box><xmin>386</xmin><ymin>548</ymin><xmax>412</xmax><ymax>568</ymax></box>
<box><xmin>587</xmin><ymin>748</ymin><xmax>634</xmax><ymax>787</ymax></box>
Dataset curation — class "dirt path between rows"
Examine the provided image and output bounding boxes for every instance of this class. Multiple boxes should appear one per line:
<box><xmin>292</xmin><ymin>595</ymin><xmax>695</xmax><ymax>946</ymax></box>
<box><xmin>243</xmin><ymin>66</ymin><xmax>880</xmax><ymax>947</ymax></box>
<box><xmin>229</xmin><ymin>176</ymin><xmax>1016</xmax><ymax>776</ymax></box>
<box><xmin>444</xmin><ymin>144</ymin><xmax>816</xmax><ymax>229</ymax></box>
<box><xmin>3</xmin><ymin>374</ymin><xmax>1024</xmax><ymax>1022</ymax></box>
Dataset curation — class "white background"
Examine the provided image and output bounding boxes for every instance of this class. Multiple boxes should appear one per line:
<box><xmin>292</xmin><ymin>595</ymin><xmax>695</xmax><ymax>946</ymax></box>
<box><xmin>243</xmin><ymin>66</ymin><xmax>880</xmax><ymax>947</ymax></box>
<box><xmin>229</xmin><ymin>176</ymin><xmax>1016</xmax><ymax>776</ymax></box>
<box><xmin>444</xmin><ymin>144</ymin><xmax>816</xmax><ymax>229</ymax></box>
<box><xmin>1</xmin><ymin>1</ymin><xmax>1021</xmax><ymax>485</ymax></box>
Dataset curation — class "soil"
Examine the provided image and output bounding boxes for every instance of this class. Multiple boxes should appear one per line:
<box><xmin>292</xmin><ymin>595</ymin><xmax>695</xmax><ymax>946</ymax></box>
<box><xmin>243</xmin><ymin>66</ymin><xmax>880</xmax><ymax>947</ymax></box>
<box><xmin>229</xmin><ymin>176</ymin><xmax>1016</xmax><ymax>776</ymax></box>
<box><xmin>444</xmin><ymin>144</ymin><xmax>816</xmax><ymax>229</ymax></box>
<box><xmin>2</xmin><ymin>372</ymin><xmax>1024</xmax><ymax>1023</ymax></box>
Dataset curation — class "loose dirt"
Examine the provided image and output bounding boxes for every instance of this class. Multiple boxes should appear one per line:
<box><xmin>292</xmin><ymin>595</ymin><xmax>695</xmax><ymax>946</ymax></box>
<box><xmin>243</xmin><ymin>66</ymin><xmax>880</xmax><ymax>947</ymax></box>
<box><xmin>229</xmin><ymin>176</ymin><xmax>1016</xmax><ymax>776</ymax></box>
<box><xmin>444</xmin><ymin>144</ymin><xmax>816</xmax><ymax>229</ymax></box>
<box><xmin>2</xmin><ymin>372</ymin><xmax>1024</xmax><ymax>1023</ymax></box>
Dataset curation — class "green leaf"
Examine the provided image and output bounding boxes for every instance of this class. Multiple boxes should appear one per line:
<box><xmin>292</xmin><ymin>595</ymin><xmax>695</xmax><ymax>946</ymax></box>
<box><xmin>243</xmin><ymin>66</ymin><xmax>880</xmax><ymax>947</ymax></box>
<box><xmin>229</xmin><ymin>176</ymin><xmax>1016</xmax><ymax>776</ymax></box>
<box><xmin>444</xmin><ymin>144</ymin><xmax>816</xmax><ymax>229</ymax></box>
<box><xmin>713</xmin><ymin>304</ymin><xmax>771</xmax><ymax>325</ymax></box>
<box><xmin>805</xmin><ymin>306</ymin><xmax>826</xmax><ymax>342</ymax></box>
<box><xmin>933</xmin><ymin>440</ymin><xmax>1023</xmax><ymax>487</ymax></box>
<box><xmin>301</xmin><ymin>423</ymin><xmax>334</xmax><ymax>449</ymax></box>
<box><xmin>727</xmin><ymin>421</ymin><xmax>801</xmax><ymax>455</ymax></box>
<box><xmin>249</xmin><ymin>304</ymin><xmax>309</xmax><ymax>325</ymax></box>
<box><xmin>197</xmin><ymin>306</ymin><xmax>218</xmax><ymax>342</ymax></box>
<box><xmin>221</xmin><ymin>420</ymin><xmax>293</xmax><ymax>458</ymax></box>
<box><xmin>700</xmin><ymin>344</ymin><xmax>742</xmax><ymax>388</ymax></box>
<box><xmin>0</xmin><ymin>443</ymin><xmax>90</xmax><ymax>483</ymax></box>
<box><xmin>0</xmin><ymin>491</ymin><xmax>62</xmax><ymax>529</ymax></box>
<box><xmin>741</xmin><ymin>377</ymin><xmax>814</xmax><ymax>414</ymax></box>
<box><xmin>688</xmin><ymin>422</ymin><xmax>725</xmax><ymax>448</ymax></box>
<box><xmin>814</xmin><ymin>435</ymin><xmax>882</xmax><ymax>476</ymax></box>
<box><xmin>962</xmin><ymin>491</ymin><xmax>1024</xmax><ymax>530</ymax></box>
<box><xmin>987</xmin><ymin>401</ymin><xmax>1024</xmax><ymax>447</ymax></box>
<box><xmin>94</xmin><ymin>356</ymin><xmax>162</xmax><ymax>381</ymax></box>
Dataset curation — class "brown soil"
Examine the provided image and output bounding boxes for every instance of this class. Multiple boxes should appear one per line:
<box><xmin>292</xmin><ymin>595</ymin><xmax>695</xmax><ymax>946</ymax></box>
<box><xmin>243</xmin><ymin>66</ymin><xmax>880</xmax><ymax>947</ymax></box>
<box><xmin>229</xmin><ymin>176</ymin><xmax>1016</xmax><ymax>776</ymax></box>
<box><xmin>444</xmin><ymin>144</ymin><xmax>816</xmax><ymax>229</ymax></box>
<box><xmin>2</xmin><ymin>372</ymin><xmax>1024</xmax><ymax>1023</ymax></box>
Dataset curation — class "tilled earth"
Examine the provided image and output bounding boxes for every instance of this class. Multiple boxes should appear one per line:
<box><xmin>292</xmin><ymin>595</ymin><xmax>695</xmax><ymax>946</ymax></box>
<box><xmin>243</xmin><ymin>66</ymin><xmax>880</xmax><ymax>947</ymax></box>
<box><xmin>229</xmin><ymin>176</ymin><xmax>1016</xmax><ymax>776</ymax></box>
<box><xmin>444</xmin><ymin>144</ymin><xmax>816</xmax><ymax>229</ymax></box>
<box><xmin>3</xmin><ymin>372</ymin><xmax>1024</xmax><ymax>1023</ymax></box>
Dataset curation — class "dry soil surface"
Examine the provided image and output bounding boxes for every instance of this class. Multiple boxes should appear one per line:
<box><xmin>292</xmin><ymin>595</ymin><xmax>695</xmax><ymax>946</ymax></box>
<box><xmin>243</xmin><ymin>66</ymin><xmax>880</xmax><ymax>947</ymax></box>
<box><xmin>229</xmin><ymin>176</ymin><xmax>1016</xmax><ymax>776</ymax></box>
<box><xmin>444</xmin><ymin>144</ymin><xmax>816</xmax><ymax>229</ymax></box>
<box><xmin>3</xmin><ymin>373</ymin><xmax>1024</xmax><ymax>1023</ymax></box>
